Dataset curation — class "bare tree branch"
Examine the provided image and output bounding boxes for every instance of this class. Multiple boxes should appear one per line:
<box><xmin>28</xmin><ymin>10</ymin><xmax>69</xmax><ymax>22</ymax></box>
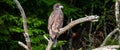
<box><xmin>43</xmin><ymin>35</ymin><xmax>49</xmax><ymax>41</ymax></box>
<box><xmin>58</xmin><ymin>15</ymin><xmax>99</xmax><ymax>37</ymax></box>
<box><xmin>13</xmin><ymin>0</ymin><xmax>31</xmax><ymax>50</ymax></box>
<box><xmin>115</xmin><ymin>0</ymin><xmax>120</xmax><ymax>46</ymax></box>
<box><xmin>18</xmin><ymin>41</ymin><xmax>28</xmax><ymax>50</ymax></box>
<box><xmin>45</xmin><ymin>15</ymin><xmax>99</xmax><ymax>50</ymax></box>
<box><xmin>100</xmin><ymin>28</ymin><xmax>119</xmax><ymax>46</ymax></box>
<box><xmin>93</xmin><ymin>45</ymin><xmax>119</xmax><ymax>50</ymax></box>
<box><xmin>46</xmin><ymin>39</ymin><xmax>53</xmax><ymax>50</ymax></box>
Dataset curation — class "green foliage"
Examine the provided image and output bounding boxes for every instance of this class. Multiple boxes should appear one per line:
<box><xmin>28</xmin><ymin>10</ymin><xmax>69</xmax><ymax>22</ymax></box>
<box><xmin>63</xmin><ymin>5</ymin><xmax>79</xmax><ymax>19</ymax></box>
<box><xmin>106</xmin><ymin>38</ymin><xmax>118</xmax><ymax>45</ymax></box>
<box><xmin>57</xmin><ymin>40</ymin><xmax>67</xmax><ymax>47</ymax></box>
<box><xmin>0</xmin><ymin>0</ymin><xmax>117</xmax><ymax>50</ymax></box>
<box><xmin>117</xmin><ymin>48</ymin><xmax>120</xmax><ymax>50</ymax></box>
<box><xmin>0</xmin><ymin>0</ymin><xmax>15</xmax><ymax>6</ymax></box>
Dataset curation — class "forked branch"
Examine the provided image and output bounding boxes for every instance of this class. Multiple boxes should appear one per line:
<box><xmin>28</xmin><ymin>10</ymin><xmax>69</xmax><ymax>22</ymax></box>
<box><xmin>45</xmin><ymin>15</ymin><xmax>99</xmax><ymax>50</ymax></box>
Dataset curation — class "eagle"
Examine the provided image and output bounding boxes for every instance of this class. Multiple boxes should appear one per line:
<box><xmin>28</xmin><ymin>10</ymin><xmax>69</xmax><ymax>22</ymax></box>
<box><xmin>48</xmin><ymin>3</ymin><xmax>64</xmax><ymax>47</ymax></box>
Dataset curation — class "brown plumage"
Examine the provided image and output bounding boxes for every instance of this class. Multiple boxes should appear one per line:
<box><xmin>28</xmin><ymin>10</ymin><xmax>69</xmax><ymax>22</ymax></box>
<box><xmin>48</xmin><ymin>3</ymin><xmax>64</xmax><ymax>47</ymax></box>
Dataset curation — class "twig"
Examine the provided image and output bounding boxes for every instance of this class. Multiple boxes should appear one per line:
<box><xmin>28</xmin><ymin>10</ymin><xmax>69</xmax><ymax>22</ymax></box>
<box><xmin>43</xmin><ymin>35</ymin><xmax>49</xmax><ymax>41</ymax></box>
<box><xmin>18</xmin><ymin>41</ymin><xmax>28</xmax><ymax>50</ymax></box>
<box><xmin>14</xmin><ymin>0</ymin><xmax>31</xmax><ymax>50</ymax></box>
<box><xmin>68</xmin><ymin>18</ymin><xmax>73</xmax><ymax>50</ymax></box>
<box><xmin>100</xmin><ymin>28</ymin><xmax>119</xmax><ymax>46</ymax></box>
<box><xmin>45</xmin><ymin>15</ymin><xmax>99</xmax><ymax>50</ymax></box>
<box><xmin>88</xmin><ymin>21</ymin><xmax>92</xmax><ymax>49</ymax></box>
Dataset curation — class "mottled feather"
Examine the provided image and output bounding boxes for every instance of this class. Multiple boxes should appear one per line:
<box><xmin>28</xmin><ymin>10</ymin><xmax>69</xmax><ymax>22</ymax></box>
<box><xmin>48</xmin><ymin>3</ymin><xmax>63</xmax><ymax>47</ymax></box>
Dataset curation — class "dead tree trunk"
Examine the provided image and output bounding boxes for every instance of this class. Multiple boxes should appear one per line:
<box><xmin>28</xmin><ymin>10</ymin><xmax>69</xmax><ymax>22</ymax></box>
<box><xmin>115</xmin><ymin>0</ymin><xmax>120</xmax><ymax>46</ymax></box>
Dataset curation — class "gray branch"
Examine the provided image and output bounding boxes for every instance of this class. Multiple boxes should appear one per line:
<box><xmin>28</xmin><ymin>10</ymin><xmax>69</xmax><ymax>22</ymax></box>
<box><xmin>100</xmin><ymin>28</ymin><xmax>119</xmax><ymax>46</ymax></box>
<box><xmin>115</xmin><ymin>0</ymin><xmax>120</xmax><ymax>46</ymax></box>
<box><xmin>58</xmin><ymin>15</ymin><xmax>99</xmax><ymax>37</ymax></box>
<box><xmin>13</xmin><ymin>0</ymin><xmax>31</xmax><ymax>50</ymax></box>
<box><xmin>18</xmin><ymin>41</ymin><xmax>28</xmax><ymax>50</ymax></box>
<box><xmin>45</xmin><ymin>15</ymin><xmax>99</xmax><ymax>50</ymax></box>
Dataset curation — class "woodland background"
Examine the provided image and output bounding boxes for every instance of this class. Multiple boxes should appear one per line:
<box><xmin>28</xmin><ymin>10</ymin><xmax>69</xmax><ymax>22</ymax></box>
<box><xmin>0</xmin><ymin>0</ymin><xmax>117</xmax><ymax>50</ymax></box>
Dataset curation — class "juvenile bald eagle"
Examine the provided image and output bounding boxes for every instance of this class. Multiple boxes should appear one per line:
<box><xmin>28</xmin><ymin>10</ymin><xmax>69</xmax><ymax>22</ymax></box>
<box><xmin>48</xmin><ymin>3</ymin><xmax>64</xmax><ymax>47</ymax></box>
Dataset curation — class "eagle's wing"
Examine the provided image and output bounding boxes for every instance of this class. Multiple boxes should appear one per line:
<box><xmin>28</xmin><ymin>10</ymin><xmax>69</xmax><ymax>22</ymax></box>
<box><xmin>48</xmin><ymin>11</ymin><xmax>55</xmax><ymax>30</ymax></box>
<box><xmin>52</xmin><ymin>10</ymin><xmax>63</xmax><ymax>32</ymax></box>
<box><xmin>48</xmin><ymin>9</ymin><xmax>63</xmax><ymax>40</ymax></box>
<box><xmin>48</xmin><ymin>10</ymin><xmax>57</xmax><ymax>39</ymax></box>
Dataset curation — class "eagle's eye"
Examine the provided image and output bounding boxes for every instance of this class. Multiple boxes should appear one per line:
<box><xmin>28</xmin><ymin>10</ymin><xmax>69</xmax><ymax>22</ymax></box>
<box><xmin>53</xmin><ymin>3</ymin><xmax>63</xmax><ymax>10</ymax></box>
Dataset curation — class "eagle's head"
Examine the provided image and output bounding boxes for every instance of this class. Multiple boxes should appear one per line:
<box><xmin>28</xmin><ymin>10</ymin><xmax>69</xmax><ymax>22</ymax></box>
<box><xmin>53</xmin><ymin>3</ymin><xmax>63</xmax><ymax>10</ymax></box>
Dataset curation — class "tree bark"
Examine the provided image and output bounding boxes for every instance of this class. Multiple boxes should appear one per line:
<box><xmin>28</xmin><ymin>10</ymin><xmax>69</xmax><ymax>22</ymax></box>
<box><xmin>14</xmin><ymin>0</ymin><xmax>31</xmax><ymax>50</ymax></box>
<box><xmin>115</xmin><ymin>0</ymin><xmax>120</xmax><ymax>46</ymax></box>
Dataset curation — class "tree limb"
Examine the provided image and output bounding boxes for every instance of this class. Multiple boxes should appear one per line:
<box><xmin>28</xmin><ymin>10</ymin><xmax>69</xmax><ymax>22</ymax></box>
<box><xmin>58</xmin><ymin>15</ymin><xmax>99</xmax><ymax>37</ymax></box>
<box><xmin>13</xmin><ymin>0</ymin><xmax>31</xmax><ymax>50</ymax></box>
<box><xmin>115</xmin><ymin>0</ymin><xmax>120</xmax><ymax>46</ymax></box>
<box><xmin>46</xmin><ymin>39</ymin><xmax>53</xmax><ymax>50</ymax></box>
<box><xmin>43</xmin><ymin>35</ymin><xmax>49</xmax><ymax>41</ymax></box>
<box><xmin>45</xmin><ymin>15</ymin><xmax>99</xmax><ymax>50</ymax></box>
<box><xmin>18</xmin><ymin>41</ymin><xmax>28</xmax><ymax>50</ymax></box>
<box><xmin>100</xmin><ymin>28</ymin><xmax>119</xmax><ymax>46</ymax></box>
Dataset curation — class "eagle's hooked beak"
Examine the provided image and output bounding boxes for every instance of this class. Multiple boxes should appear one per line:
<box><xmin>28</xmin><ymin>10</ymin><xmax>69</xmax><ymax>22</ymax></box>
<box><xmin>59</xmin><ymin>5</ymin><xmax>63</xmax><ymax>8</ymax></box>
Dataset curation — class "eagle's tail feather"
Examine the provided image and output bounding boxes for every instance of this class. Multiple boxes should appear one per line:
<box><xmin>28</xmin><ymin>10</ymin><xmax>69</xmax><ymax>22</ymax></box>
<box><xmin>50</xmin><ymin>32</ymin><xmax>57</xmax><ymax>47</ymax></box>
<box><xmin>50</xmin><ymin>37</ymin><xmax>57</xmax><ymax>47</ymax></box>
<box><xmin>53</xmin><ymin>38</ymin><xmax>57</xmax><ymax>47</ymax></box>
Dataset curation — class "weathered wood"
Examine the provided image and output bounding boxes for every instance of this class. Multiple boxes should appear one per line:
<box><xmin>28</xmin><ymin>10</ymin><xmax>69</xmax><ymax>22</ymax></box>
<box><xmin>14</xmin><ymin>0</ymin><xmax>31</xmax><ymax>50</ymax></box>
<box><xmin>45</xmin><ymin>15</ymin><xmax>99</xmax><ymax>50</ymax></box>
